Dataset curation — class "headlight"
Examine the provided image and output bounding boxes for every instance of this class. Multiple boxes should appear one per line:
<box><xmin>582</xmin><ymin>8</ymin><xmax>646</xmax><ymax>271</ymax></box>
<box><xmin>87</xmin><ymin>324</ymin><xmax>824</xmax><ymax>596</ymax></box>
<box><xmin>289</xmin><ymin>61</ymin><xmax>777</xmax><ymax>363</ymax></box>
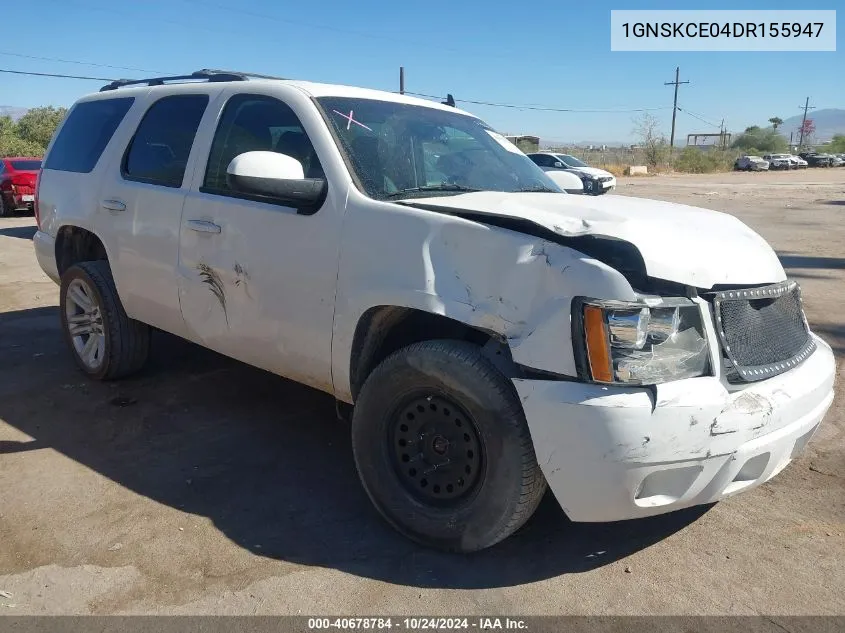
<box><xmin>575</xmin><ymin>297</ymin><xmax>711</xmax><ymax>385</ymax></box>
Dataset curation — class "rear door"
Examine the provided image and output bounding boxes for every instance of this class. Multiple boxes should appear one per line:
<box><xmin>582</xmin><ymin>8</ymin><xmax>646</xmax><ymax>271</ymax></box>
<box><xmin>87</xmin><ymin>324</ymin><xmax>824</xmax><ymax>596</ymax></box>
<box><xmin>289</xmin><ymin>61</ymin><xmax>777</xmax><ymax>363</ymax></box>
<box><xmin>95</xmin><ymin>91</ymin><xmax>211</xmax><ymax>337</ymax></box>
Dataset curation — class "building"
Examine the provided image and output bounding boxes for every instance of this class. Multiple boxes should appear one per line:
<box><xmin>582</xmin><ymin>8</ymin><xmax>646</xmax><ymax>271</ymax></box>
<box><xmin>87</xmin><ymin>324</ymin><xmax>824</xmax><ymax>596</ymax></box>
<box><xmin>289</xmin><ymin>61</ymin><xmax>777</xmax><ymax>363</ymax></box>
<box><xmin>504</xmin><ymin>135</ymin><xmax>540</xmax><ymax>153</ymax></box>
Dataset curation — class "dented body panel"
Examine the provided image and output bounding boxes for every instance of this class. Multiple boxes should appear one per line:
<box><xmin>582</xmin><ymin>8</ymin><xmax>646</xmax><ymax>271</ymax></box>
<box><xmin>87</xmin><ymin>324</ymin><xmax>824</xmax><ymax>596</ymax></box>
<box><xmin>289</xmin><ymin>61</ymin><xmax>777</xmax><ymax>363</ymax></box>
<box><xmin>330</xmin><ymin>189</ymin><xmax>638</xmax><ymax>401</ymax></box>
<box><xmin>515</xmin><ymin>335</ymin><xmax>835</xmax><ymax>521</ymax></box>
<box><xmin>398</xmin><ymin>191</ymin><xmax>786</xmax><ymax>289</ymax></box>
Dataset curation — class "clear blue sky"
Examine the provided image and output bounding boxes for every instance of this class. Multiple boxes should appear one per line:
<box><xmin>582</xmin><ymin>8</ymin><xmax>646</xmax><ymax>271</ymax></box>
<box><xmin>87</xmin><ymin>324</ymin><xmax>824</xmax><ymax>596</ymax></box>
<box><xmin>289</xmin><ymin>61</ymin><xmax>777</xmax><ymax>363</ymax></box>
<box><xmin>1</xmin><ymin>0</ymin><xmax>842</xmax><ymax>143</ymax></box>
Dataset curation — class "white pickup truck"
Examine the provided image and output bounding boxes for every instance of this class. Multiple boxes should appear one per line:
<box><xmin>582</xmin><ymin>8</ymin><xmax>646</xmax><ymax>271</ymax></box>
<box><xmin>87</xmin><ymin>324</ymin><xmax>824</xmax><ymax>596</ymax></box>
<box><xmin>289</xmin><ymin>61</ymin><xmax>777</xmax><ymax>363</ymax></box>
<box><xmin>33</xmin><ymin>70</ymin><xmax>835</xmax><ymax>552</ymax></box>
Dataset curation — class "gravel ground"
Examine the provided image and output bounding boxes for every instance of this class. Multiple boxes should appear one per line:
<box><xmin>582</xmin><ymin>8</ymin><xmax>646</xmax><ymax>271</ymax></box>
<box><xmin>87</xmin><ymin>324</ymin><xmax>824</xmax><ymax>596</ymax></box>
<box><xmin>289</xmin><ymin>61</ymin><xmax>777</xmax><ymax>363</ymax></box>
<box><xmin>0</xmin><ymin>168</ymin><xmax>843</xmax><ymax>616</ymax></box>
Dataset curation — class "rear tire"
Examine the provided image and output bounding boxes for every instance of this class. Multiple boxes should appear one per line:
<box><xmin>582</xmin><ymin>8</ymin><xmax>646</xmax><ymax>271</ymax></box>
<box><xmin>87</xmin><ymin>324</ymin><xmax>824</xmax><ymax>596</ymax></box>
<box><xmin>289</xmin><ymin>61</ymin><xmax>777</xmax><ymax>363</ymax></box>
<box><xmin>60</xmin><ymin>261</ymin><xmax>150</xmax><ymax>380</ymax></box>
<box><xmin>0</xmin><ymin>195</ymin><xmax>11</xmax><ymax>217</ymax></box>
<box><xmin>351</xmin><ymin>340</ymin><xmax>546</xmax><ymax>552</ymax></box>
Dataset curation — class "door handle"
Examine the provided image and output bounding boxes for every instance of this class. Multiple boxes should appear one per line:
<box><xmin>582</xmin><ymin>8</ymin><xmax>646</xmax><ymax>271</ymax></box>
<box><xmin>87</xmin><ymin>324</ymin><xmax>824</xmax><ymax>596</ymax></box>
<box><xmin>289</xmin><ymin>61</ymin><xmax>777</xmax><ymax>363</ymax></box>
<box><xmin>186</xmin><ymin>219</ymin><xmax>222</xmax><ymax>234</ymax></box>
<box><xmin>101</xmin><ymin>199</ymin><xmax>126</xmax><ymax>213</ymax></box>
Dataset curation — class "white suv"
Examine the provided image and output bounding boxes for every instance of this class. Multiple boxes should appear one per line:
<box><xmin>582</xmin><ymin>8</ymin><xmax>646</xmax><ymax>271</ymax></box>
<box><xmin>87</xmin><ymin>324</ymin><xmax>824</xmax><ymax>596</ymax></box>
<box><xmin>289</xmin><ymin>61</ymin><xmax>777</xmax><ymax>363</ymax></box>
<box><xmin>33</xmin><ymin>70</ymin><xmax>835</xmax><ymax>552</ymax></box>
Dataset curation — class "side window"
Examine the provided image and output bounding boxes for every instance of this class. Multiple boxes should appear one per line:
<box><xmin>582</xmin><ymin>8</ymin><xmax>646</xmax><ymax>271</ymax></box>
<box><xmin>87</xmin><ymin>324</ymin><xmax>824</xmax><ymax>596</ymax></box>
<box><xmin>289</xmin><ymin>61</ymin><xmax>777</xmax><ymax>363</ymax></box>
<box><xmin>123</xmin><ymin>94</ymin><xmax>209</xmax><ymax>187</ymax></box>
<box><xmin>202</xmin><ymin>94</ymin><xmax>323</xmax><ymax>194</ymax></box>
<box><xmin>44</xmin><ymin>97</ymin><xmax>134</xmax><ymax>173</ymax></box>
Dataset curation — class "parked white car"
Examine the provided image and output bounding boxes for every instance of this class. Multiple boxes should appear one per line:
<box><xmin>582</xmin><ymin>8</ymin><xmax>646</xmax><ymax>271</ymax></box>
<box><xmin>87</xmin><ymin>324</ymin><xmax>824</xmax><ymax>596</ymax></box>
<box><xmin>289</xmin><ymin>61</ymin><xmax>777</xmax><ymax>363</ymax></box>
<box><xmin>542</xmin><ymin>169</ymin><xmax>584</xmax><ymax>194</ymax></box>
<box><xmin>763</xmin><ymin>154</ymin><xmax>793</xmax><ymax>170</ymax></box>
<box><xmin>789</xmin><ymin>154</ymin><xmax>809</xmax><ymax>169</ymax></box>
<box><xmin>33</xmin><ymin>70</ymin><xmax>835</xmax><ymax>552</ymax></box>
<box><xmin>735</xmin><ymin>155</ymin><xmax>770</xmax><ymax>171</ymax></box>
<box><xmin>527</xmin><ymin>152</ymin><xmax>616</xmax><ymax>195</ymax></box>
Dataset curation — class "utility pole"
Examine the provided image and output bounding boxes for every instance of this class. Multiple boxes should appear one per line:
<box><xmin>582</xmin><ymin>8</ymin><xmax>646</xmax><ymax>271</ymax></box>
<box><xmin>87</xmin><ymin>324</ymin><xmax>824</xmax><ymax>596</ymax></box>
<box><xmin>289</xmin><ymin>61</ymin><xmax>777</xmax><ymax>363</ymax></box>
<box><xmin>797</xmin><ymin>97</ymin><xmax>815</xmax><ymax>149</ymax></box>
<box><xmin>399</xmin><ymin>66</ymin><xmax>405</xmax><ymax>95</ymax></box>
<box><xmin>664</xmin><ymin>66</ymin><xmax>689</xmax><ymax>151</ymax></box>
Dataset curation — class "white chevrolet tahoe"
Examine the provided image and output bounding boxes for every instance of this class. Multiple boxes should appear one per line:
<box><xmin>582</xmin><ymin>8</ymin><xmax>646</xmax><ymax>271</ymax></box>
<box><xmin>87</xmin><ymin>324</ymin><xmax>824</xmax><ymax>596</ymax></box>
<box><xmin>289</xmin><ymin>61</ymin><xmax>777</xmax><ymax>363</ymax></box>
<box><xmin>33</xmin><ymin>70</ymin><xmax>835</xmax><ymax>552</ymax></box>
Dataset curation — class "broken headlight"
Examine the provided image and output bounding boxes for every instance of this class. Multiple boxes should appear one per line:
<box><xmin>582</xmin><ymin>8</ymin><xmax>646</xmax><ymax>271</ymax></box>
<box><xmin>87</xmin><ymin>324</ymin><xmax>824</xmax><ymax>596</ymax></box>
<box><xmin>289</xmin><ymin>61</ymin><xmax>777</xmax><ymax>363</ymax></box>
<box><xmin>576</xmin><ymin>297</ymin><xmax>711</xmax><ymax>385</ymax></box>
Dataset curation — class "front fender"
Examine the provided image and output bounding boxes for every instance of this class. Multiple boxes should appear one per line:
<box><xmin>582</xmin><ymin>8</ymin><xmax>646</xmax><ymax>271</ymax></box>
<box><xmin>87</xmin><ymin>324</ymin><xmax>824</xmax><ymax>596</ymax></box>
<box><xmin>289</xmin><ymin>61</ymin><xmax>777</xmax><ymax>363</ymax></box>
<box><xmin>331</xmin><ymin>200</ymin><xmax>637</xmax><ymax>400</ymax></box>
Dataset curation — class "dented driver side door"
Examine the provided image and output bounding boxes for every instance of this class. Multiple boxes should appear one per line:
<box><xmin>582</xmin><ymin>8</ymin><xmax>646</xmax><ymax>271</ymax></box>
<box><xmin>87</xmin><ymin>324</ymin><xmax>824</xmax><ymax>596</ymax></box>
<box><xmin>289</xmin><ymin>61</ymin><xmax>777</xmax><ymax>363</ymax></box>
<box><xmin>176</xmin><ymin>87</ymin><xmax>344</xmax><ymax>394</ymax></box>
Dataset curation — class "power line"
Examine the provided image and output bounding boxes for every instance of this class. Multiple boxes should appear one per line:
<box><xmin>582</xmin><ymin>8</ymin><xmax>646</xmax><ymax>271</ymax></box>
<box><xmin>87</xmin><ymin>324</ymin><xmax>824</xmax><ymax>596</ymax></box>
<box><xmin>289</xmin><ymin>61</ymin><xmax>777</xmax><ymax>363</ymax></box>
<box><xmin>0</xmin><ymin>68</ymin><xmax>115</xmax><ymax>81</ymax></box>
<box><xmin>405</xmin><ymin>91</ymin><xmax>669</xmax><ymax>113</ymax></box>
<box><xmin>677</xmin><ymin>106</ymin><xmax>721</xmax><ymax>129</ymax></box>
<box><xmin>0</xmin><ymin>50</ymin><xmax>162</xmax><ymax>73</ymax></box>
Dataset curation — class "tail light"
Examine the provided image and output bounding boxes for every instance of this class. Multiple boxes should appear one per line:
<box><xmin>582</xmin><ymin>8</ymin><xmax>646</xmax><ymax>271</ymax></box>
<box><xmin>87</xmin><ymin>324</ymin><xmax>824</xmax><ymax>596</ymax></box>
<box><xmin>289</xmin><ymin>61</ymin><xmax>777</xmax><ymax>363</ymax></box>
<box><xmin>34</xmin><ymin>168</ymin><xmax>42</xmax><ymax>228</ymax></box>
<box><xmin>11</xmin><ymin>173</ymin><xmax>35</xmax><ymax>187</ymax></box>
<box><xmin>0</xmin><ymin>178</ymin><xmax>12</xmax><ymax>192</ymax></box>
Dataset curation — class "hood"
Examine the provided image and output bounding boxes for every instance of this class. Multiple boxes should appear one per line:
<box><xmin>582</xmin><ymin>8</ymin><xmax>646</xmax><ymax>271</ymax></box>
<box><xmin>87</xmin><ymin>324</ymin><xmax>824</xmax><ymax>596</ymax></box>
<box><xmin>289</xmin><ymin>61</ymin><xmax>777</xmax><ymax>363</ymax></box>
<box><xmin>402</xmin><ymin>191</ymin><xmax>785</xmax><ymax>289</ymax></box>
<box><xmin>568</xmin><ymin>166</ymin><xmax>612</xmax><ymax>178</ymax></box>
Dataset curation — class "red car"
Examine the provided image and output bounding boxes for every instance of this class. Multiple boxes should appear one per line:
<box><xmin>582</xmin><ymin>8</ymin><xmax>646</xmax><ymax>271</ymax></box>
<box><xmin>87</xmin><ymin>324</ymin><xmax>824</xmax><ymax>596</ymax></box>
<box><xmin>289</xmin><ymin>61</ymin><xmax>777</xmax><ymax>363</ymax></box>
<box><xmin>0</xmin><ymin>156</ymin><xmax>41</xmax><ymax>217</ymax></box>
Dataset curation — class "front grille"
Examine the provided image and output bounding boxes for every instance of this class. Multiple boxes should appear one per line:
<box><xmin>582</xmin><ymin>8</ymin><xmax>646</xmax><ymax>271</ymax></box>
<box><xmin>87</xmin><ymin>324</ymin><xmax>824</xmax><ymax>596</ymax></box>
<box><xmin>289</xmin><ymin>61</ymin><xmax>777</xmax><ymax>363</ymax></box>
<box><xmin>711</xmin><ymin>281</ymin><xmax>815</xmax><ymax>382</ymax></box>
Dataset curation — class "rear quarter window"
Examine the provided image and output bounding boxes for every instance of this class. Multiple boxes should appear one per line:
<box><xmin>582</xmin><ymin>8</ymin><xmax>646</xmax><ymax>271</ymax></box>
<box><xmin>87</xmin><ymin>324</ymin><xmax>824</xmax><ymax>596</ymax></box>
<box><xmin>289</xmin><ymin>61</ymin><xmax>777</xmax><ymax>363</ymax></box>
<box><xmin>44</xmin><ymin>97</ymin><xmax>134</xmax><ymax>173</ymax></box>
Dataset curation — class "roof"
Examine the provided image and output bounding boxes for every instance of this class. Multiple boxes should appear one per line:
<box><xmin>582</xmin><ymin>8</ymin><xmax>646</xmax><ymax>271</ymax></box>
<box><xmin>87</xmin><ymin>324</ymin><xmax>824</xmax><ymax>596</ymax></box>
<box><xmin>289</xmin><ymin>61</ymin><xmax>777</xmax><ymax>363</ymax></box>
<box><xmin>87</xmin><ymin>69</ymin><xmax>477</xmax><ymax>118</ymax></box>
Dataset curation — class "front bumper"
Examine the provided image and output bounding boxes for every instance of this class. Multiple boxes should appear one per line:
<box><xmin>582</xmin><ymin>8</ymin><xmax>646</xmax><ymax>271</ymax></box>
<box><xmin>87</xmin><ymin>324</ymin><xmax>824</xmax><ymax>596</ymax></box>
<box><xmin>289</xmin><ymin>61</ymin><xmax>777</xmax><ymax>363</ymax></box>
<box><xmin>514</xmin><ymin>334</ymin><xmax>835</xmax><ymax>522</ymax></box>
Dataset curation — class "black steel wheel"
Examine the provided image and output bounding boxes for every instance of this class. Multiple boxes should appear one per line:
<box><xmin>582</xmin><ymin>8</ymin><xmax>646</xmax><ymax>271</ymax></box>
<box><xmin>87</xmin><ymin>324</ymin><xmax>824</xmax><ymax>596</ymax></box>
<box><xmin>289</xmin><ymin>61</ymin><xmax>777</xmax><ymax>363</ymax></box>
<box><xmin>389</xmin><ymin>394</ymin><xmax>483</xmax><ymax>505</ymax></box>
<box><xmin>351</xmin><ymin>339</ymin><xmax>547</xmax><ymax>553</ymax></box>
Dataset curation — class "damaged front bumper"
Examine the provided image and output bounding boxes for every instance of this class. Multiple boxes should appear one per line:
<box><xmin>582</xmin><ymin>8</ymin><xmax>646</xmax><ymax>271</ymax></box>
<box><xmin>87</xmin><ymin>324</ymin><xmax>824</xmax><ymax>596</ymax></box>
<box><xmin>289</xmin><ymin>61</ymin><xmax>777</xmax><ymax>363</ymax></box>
<box><xmin>514</xmin><ymin>334</ymin><xmax>835</xmax><ymax>522</ymax></box>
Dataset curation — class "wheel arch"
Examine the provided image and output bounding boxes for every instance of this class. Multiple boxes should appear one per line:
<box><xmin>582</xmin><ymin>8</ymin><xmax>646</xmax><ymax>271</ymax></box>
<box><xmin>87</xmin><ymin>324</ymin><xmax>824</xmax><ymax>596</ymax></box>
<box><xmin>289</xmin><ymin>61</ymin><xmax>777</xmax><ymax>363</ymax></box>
<box><xmin>54</xmin><ymin>225</ymin><xmax>109</xmax><ymax>276</ymax></box>
<box><xmin>347</xmin><ymin>305</ymin><xmax>518</xmax><ymax>403</ymax></box>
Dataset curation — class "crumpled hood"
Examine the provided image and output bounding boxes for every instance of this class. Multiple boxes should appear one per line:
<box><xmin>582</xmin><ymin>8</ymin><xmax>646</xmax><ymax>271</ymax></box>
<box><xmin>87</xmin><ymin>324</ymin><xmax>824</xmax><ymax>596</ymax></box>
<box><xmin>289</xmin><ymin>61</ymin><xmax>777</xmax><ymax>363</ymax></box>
<box><xmin>403</xmin><ymin>191</ymin><xmax>786</xmax><ymax>289</ymax></box>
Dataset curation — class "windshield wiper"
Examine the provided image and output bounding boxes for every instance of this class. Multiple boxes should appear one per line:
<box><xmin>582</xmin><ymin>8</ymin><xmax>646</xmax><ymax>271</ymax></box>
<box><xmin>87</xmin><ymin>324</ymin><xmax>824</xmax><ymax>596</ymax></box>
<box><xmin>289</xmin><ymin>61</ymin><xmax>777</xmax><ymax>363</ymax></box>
<box><xmin>384</xmin><ymin>184</ymin><xmax>481</xmax><ymax>198</ymax></box>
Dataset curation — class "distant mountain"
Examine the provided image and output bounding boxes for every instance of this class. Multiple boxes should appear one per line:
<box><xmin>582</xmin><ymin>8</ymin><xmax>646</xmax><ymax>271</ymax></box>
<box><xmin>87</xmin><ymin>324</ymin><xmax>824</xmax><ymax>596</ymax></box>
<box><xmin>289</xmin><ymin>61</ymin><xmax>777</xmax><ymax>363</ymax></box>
<box><xmin>0</xmin><ymin>106</ymin><xmax>29</xmax><ymax>121</ymax></box>
<box><xmin>779</xmin><ymin>108</ymin><xmax>845</xmax><ymax>142</ymax></box>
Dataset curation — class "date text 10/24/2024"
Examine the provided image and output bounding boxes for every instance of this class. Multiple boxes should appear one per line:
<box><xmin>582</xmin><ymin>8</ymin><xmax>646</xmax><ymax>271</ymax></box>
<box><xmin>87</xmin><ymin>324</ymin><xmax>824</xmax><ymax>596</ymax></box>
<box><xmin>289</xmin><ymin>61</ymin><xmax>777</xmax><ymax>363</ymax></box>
<box><xmin>308</xmin><ymin>618</ymin><xmax>528</xmax><ymax>631</ymax></box>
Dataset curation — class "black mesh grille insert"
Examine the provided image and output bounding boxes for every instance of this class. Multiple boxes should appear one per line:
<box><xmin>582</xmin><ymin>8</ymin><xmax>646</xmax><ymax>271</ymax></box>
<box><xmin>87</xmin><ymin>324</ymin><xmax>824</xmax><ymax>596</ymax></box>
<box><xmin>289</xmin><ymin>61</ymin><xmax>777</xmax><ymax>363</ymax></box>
<box><xmin>712</xmin><ymin>281</ymin><xmax>815</xmax><ymax>382</ymax></box>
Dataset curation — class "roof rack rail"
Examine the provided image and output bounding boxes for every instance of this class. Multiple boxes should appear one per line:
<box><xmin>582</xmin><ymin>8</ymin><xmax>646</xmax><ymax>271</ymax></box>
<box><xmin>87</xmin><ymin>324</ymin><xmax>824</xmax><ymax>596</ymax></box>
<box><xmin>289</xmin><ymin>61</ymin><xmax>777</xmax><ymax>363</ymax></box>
<box><xmin>195</xmin><ymin>68</ymin><xmax>289</xmax><ymax>81</ymax></box>
<box><xmin>99</xmin><ymin>69</ymin><xmax>250</xmax><ymax>92</ymax></box>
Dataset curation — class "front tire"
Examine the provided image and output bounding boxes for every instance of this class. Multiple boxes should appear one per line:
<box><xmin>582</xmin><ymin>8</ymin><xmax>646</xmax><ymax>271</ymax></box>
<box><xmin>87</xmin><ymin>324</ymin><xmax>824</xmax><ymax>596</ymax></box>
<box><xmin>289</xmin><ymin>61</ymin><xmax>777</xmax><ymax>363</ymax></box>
<box><xmin>60</xmin><ymin>261</ymin><xmax>150</xmax><ymax>380</ymax></box>
<box><xmin>351</xmin><ymin>340</ymin><xmax>546</xmax><ymax>552</ymax></box>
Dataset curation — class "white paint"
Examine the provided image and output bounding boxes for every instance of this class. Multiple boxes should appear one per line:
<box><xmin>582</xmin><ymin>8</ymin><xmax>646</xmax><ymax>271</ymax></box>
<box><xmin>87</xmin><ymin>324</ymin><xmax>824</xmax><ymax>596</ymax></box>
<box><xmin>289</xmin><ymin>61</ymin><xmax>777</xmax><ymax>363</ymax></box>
<box><xmin>485</xmin><ymin>130</ymin><xmax>523</xmax><ymax>154</ymax></box>
<box><xmin>34</xmin><ymin>76</ymin><xmax>836</xmax><ymax>527</ymax></box>
<box><xmin>543</xmin><ymin>170</ymin><xmax>583</xmax><ymax>193</ymax></box>
<box><xmin>516</xmin><ymin>335</ymin><xmax>835</xmax><ymax>521</ymax></box>
<box><xmin>227</xmin><ymin>151</ymin><xmax>304</xmax><ymax>180</ymax></box>
<box><xmin>400</xmin><ymin>191</ymin><xmax>786</xmax><ymax>288</ymax></box>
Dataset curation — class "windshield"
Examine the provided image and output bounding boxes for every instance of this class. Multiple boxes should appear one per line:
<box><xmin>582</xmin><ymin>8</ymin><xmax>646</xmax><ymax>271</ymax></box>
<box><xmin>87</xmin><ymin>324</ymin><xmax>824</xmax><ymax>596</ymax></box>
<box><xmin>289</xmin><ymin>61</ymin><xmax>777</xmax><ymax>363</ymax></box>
<box><xmin>316</xmin><ymin>97</ymin><xmax>560</xmax><ymax>200</ymax></box>
<box><xmin>555</xmin><ymin>154</ymin><xmax>589</xmax><ymax>168</ymax></box>
<box><xmin>10</xmin><ymin>160</ymin><xmax>41</xmax><ymax>171</ymax></box>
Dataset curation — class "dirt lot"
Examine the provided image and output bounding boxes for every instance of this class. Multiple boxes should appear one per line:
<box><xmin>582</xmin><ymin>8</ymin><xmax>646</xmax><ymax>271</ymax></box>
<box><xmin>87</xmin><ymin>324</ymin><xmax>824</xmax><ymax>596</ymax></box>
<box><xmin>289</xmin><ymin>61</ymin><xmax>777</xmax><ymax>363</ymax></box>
<box><xmin>1</xmin><ymin>169</ymin><xmax>843</xmax><ymax>616</ymax></box>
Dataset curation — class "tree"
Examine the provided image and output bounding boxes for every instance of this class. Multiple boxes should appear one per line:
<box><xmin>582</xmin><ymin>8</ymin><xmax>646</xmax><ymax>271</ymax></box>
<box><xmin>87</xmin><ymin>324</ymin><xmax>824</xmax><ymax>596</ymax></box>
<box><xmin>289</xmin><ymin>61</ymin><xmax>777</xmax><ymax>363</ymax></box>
<box><xmin>798</xmin><ymin>119</ymin><xmax>816</xmax><ymax>148</ymax></box>
<box><xmin>15</xmin><ymin>106</ymin><xmax>67</xmax><ymax>148</ymax></box>
<box><xmin>731</xmin><ymin>125</ymin><xmax>788</xmax><ymax>153</ymax></box>
<box><xmin>768</xmin><ymin>117</ymin><xmax>783</xmax><ymax>129</ymax></box>
<box><xmin>0</xmin><ymin>106</ymin><xmax>67</xmax><ymax>158</ymax></box>
<box><xmin>828</xmin><ymin>134</ymin><xmax>845</xmax><ymax>153</ymax></box>
<box><xmin>632</xmin><ymin>112</ymin><xmax>668</xmax><ymax>168</ymax></box>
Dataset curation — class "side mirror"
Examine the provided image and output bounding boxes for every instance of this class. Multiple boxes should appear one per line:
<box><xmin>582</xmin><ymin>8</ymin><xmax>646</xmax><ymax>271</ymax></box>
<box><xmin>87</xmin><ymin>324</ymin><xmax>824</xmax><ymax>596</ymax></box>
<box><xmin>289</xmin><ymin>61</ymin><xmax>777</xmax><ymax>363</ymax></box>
<box><xmin>553</xmin><ymin>161</ymin><xmax>564</xmax><ymax>168</ymax></box>
<box><xmin>226</xmin><ymin>151</ymin><xmax>327</xmax><ymax>210</ymax></box>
